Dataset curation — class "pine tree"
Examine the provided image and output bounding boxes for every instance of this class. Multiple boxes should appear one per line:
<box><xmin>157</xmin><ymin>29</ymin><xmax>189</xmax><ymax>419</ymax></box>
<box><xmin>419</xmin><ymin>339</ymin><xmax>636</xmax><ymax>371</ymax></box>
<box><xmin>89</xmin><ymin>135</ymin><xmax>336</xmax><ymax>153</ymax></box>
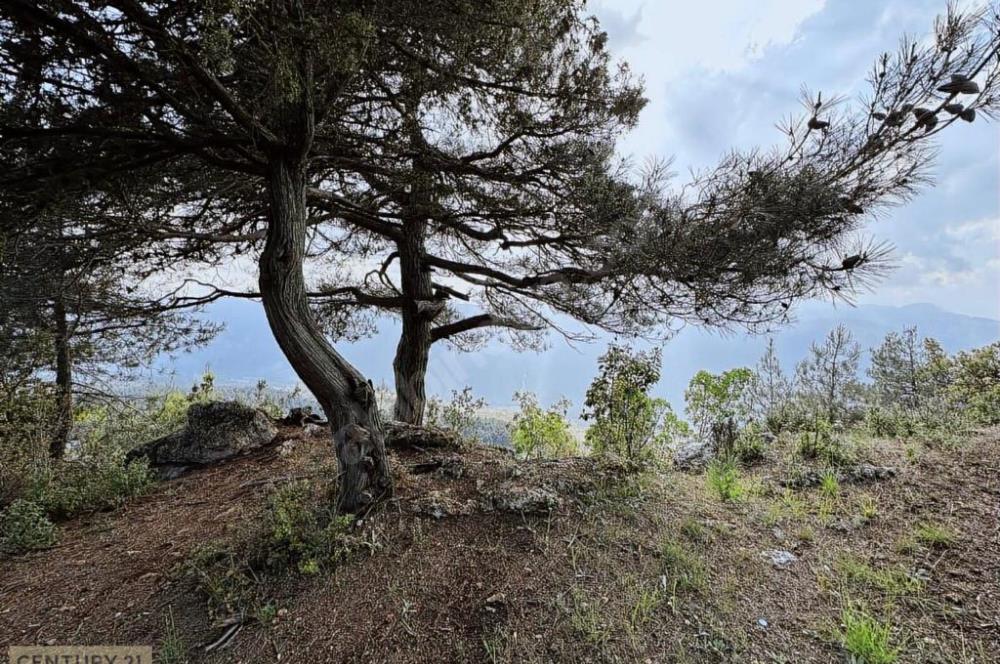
<box><xmin>795</xmin><ymin>325</ymin><xmax>862</xmax><ymax>424</ymax></box>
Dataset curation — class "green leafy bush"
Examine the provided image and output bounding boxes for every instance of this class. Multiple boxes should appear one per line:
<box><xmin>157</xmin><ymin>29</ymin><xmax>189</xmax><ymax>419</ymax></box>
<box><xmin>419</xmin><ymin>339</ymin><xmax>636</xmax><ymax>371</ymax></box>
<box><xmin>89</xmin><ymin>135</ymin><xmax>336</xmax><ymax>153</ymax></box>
<box><xmin>583</xmin><ymin>345</ymin><xmax>687</xmax><ymax>464</ymax></box>
<box><xmin>684</xmin><ymin>367</ymin><xmax>755</xmax><ymax>446</ymax></box>
<box><xmin>28</xmin><ymin>455</ymin><xmax>153</xmax><ymax>519</ymax></box>
<box><xmin>948</xmin><ymin>342</ymin><xmax>1000</xmax><ymax>425</ymax></box>
<box><xmin>509</xmin><ymin>392</ymin><xmax>579</xmax><ymax>460</ymax></box>
<box><xmin>425</xmin><ymin>387</ymin><xmax>487</xmax><ymax>441</ymax></box>
<box><xmin>260</xmin><ymin>481</ymin><xmax>356</xmax><ymax>573</ymax></box>
<box><xmin>0</xmin><ymin>384</ymin><xmax>59</xmax><ymax>507</ymax></box>
<box><xmin>0</xmin><ymin>499</ymin><xmax>57</xmax><ymax>553</ymax></box>
<box><xmin>864</xmin><ymin>405</ymin><xmax>916</xmax><ymax>438</ymax></box>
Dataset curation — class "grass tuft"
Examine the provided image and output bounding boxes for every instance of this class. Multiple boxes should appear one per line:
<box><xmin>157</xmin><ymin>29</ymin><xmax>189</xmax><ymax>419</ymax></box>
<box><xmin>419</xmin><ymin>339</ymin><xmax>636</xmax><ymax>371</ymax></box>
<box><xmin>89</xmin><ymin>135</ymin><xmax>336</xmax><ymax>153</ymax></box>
<box><xmin>819</xmin><ymin>469</ymin><xmax>840</xmax><ymax>498</ymax></box>
<box><xmin>660</xmin><ymin>539</ymin><xmax>706</xmax><ymax>593</ymax></box>
<box><xmin>835</xmin><ymin>555</ymin><xmax>923</xmax><ymax>596</ymax></box>
<box><xmin>839</xmin><ymin>603</ymin><xmax>900</xmax><ymax>664</ymax></box>
<box><xmin>706</xmin><ymin>458</ymin><xmax>744</xmax><ymax>502</ymax></box>
<box><xmin>159</xmin><ymin>606</ymin><xmax>187</xmax><ymax>664</ymax></box>
<box><xmin>913</xmin><ymin>521</ymin><xmax>956</xmax><ymax>548</ymax></box>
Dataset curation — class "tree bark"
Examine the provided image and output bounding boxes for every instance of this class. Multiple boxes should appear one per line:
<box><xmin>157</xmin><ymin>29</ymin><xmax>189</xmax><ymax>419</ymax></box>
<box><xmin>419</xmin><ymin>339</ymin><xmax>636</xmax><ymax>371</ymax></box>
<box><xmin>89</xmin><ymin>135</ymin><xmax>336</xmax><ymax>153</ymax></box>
<box><xmin>258</xmin><ymin>155</ymin><xmax>391</xmax><ymax>512</ymax></box>
<box><xmin>392</xmin><ymin>216</ymin><xmax>435</xmax><ymax>425</ymax></box>
<box><xmin>50</xmin><ymin>294</ymin><xmax>72</xmax><ymax>459</ymax></box>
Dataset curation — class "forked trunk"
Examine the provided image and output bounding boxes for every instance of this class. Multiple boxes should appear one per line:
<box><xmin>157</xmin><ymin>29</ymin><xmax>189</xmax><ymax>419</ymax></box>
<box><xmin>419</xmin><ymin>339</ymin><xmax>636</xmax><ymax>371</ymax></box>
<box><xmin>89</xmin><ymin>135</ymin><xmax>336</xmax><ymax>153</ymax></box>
<box><xmin>258</xmin><ymin>156</ymin><xmax>392</xmax><ymax>512</ymax></box>
<box><xmin>50</xmin><ymin>294</ymin><xmax>72</xmax><ymax>459</ymax></box>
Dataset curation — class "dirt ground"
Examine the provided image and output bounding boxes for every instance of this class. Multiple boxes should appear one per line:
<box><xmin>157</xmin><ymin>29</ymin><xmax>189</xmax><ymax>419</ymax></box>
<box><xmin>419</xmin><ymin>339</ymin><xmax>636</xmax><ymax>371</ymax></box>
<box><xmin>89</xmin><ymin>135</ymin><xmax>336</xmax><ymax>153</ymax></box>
<box><xmin>2</xmin><ymin>426</ymin><xmax>998</xmax><ymax>663</ymax></box>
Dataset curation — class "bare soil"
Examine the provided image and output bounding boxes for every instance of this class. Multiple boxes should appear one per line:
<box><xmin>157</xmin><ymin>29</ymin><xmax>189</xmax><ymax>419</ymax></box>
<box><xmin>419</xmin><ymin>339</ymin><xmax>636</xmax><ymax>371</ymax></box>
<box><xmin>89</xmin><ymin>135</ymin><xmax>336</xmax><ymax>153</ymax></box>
<box><xmin>2</xmin><ymin>426</ymin><xmax>998</xmax><ymax>663</ymax></box>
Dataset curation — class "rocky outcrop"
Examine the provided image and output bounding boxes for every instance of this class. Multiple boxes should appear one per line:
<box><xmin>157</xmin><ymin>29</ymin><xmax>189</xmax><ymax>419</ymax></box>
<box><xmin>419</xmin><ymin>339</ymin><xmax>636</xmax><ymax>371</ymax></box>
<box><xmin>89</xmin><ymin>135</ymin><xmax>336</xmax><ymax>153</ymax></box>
<box><xmin>481</xmin><ymin>483</ymin><xmax>562</xmax><ymax>513</ymax></box>
<box><xmin>126</xmin><ymin>401</ymin><xmax>277</xmax><ymax>477</ymax></box>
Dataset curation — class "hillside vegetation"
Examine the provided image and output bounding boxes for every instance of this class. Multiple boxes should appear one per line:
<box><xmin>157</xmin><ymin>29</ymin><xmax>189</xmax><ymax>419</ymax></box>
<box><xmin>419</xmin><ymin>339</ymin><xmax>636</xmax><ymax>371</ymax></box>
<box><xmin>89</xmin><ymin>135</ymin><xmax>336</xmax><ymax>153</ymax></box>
<box><xmin>1</xmin><ymin>422</ymin><xmax>998</xmax><ymax>663</ymax></box>
<box><xmin>2</xmin><ymin>328</ymin><xmax>999</xmax><ymax>663</ymax></box>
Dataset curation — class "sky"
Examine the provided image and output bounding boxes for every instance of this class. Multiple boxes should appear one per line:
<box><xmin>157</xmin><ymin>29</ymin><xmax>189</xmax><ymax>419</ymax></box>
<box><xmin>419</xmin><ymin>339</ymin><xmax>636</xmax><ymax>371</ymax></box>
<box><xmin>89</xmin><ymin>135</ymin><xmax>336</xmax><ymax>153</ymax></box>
<box><xmin>590</xmin><ymin>0</ymin><xmax>1000</xmax><ymax>318</ymax></box>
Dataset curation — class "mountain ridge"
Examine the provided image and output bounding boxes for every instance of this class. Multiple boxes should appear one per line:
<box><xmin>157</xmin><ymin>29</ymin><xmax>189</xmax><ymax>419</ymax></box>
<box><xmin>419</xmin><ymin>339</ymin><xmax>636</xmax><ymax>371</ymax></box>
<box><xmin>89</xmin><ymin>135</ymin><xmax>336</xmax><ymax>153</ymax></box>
<box><xmin>155</xmin><ymin>300</ymin><xmax>999</xmax><ymax>410</ymax></box>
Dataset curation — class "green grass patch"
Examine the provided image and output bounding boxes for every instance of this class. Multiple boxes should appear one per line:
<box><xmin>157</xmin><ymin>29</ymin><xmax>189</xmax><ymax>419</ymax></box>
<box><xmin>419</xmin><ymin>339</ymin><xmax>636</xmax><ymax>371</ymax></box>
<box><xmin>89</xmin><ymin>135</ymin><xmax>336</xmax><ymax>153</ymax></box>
<box><xmin>660</xmin><ymin>539</ymin><xmax>706</xmax><ymax>593</ymax></box>
<box><xmin>705</xmin><ymin>458</ymin><xmax>744</xmax><ymax>502</ymax></box>
<box><xmin>835</xmin><ymin>555</ymin><xmax>923</xmax><ymax>596</ymax></box>
<box><xmin>913</xmin><ymin>521</ymin><xmax>956</xmax><ymax>548</ymax></box>
<box><xmin>839</xmin><ymin>603</ymin><xmax>900</xmax><ymax>664</ymax></box>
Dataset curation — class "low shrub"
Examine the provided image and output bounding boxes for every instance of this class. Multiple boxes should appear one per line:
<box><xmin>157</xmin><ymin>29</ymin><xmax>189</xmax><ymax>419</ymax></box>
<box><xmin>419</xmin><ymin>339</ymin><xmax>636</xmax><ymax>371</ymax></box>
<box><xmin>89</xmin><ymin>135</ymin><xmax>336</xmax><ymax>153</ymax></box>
<box><xmin>797</xmin><ymin>422</ymin><xmax>853</xmax><ymax>466</ymax></box>
<box><xmin>182</xmin><ymin>480</ymin><xmax>365</xmax><ymax>618</ymax></box>
<box><xmin>583</xmin><ymin>346</ymin><xmax>687</xmax><ymax>466</ymax></box>
<box><xmin>29</xmin><ymin>455</ymin><xmax>153</xmax><ymax>519</ymax></box>
<box><xmin>706</xmin><ymin>458</ymin><xmax>744</xmax><ymax>502</ymax></box>
<box><xmin>425</xmin><ymin>387</ymin><xmax>487</xmax><ymax>442</ymax></box>
<box><xmin>260</xmin><ymin>481</ymin><xmax>356</xmax><ymax>573</ymax></box>
<box><xmin>732</xmin><ymin>423</ymin><xmax>767</xmax><ymax>463</ymax></box>
<box><xmin>509</xmin><ymin>392</ymin><xmax>579</xmax><ymax>460</ymax></box>
<box><xmin>0</xmin><ymin>498</ymin><xmax>57</xmax><ymax>554</ymax></box>
<box><xmin>865</xmin><ymin>405</ymin><xmax>917</xmax><ymax>438</ymax></box>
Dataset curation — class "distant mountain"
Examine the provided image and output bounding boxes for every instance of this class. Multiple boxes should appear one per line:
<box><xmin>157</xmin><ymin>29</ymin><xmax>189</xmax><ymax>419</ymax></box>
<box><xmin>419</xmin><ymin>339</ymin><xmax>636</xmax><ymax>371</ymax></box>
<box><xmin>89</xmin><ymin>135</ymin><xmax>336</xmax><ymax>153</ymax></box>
<box><xmin>156</xmin><ymin>299</ymin><xmax>999</xmax><ymax>412</ymax></box>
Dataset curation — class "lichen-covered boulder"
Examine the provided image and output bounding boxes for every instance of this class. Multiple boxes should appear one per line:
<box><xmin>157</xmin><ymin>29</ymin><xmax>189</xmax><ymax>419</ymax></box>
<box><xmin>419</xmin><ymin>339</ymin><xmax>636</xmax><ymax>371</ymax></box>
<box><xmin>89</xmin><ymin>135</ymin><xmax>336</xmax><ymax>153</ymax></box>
<box><xmin>126</xmin><ymin>401</ymin><xmax>277</xmax><ymax>473</ymax></box>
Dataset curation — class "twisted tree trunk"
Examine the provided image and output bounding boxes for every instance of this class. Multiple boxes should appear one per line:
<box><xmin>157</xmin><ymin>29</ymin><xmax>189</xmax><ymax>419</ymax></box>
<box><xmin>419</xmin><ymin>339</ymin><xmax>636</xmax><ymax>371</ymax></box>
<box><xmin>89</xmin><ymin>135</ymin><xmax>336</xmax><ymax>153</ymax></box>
<box><xmin>259</xmin><ymin>155</ymin><xmax>391</xmax><ymax>512</ymax></box>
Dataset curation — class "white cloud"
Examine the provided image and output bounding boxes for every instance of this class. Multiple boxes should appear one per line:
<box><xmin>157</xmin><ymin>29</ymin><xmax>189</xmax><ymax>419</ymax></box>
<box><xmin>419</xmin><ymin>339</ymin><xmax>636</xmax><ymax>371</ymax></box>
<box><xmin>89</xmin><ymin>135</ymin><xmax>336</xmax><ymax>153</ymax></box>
<box><xmin>591</xmin><ymin>0</ymin><xmax>826</xmax><ymax>160</ymax></box>
<box><xmin>944</xmin><ymin>217</ymin><xmax>1000</xmax><ymax>242</ymax></box>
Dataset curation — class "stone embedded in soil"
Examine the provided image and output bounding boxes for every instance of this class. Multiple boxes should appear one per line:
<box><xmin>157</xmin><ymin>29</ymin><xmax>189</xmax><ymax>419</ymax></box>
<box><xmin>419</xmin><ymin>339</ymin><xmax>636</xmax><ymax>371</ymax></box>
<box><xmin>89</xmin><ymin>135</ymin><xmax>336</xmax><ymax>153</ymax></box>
<box><xmin>761</xmin><ymin>549</ymin><xmax>798</xmax><ymax>569</ymax></box>
<box><xmin>777</xmin><ymin>464</ymin><xmax>897</xmax><ymax>489</ymax></box>
<box><xmin>409</xmin><ymin>490</ymin><xmax>475</xmax><ymax>519</ymax></box>
<box><xmin>482</xmin><ymin>484</ymin><xmax>562</xmax><ymax>513</ymax></box>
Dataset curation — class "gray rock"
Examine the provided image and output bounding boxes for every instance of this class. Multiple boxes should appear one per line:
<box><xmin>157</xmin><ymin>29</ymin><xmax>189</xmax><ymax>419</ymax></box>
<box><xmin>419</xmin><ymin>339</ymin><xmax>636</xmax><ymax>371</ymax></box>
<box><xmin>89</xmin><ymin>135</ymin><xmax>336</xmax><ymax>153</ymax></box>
<box><xmin>778</xmin><ymin>464</ymin><xmax>897</xmax><ymax>489</ymax></box>
<box><xmin>673</xmin><ymin>435</ymin><xmax>716</xmax><ymax>469</ymax></box>
<box><xmin>845</xmin><ymin>464</ymin><xmax>897</xmax><ymax>482</ymax></box>
<box><xmin>483</xmin><ymin>484</ymin><xmax>562</xmax><ymax>513</ymax></box>
<box><xmin>761</xmin><ymin>549</ymin><xmax>798</xmax><ymax>569</ymax></box>
<box><xmin>127</xmin><ymin>401</ymin><xmax>277</xmax><ymax>475</ymax></box>
<box><xmin>281</xmin><ymin>406</ymin><xmax>326</xmax><ymax>427</ymax></box>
